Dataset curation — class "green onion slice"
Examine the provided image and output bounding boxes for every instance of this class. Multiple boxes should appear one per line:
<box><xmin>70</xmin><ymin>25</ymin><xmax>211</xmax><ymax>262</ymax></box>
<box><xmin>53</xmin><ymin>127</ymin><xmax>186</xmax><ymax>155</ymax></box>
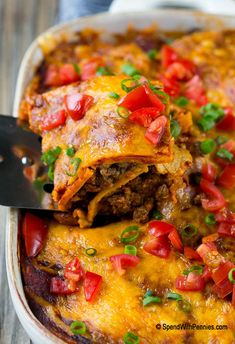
<box><xmin>152</xmin><ymin>210</ymin><xmax>163</xmax><ymax>220</ymax></box>
<box><xmin>228</xmin><ymin>268</ymin><xmax>235</xmax><ymax>284</ymax></box>
<box><xmin>116</xmin><ymin>106</ymin><xmax>130</xmax><ymax>119</ymax></box>
<box><xmin>123</xmin><ymin>332</ymin><xmax>140</xmax><ymax>344</ymax></box>
<box><xmin>144</xmin><ymin>290</ymin><xmax>153</xmax><ymax>298</ymax></box>
<box><xmin>216</xmin><ymin>148</ymin><xmax>233</xmax><ymax>161</ymax></box>
<box><xmin>120</xmin><ymin>225</ymin><xmax>140</xmax><ymax>243</ymax></box>
<box><xmin>121</xmin><ymin>63</ymin><xmax>140</xmax><ymax>77</ymax></box>
<box><xmin>109</xmin><ymin>92</ymin><xmax>120</xmax><ymax>99</ymax></box>
<box><xmin>170</xmin><ymin>119</ymin><xmax>181</xmax><ymax>139</ymax></box>
<box><xmin>66</xmin><ymin>147</ymin><xmax>75</xmax><ymax>157</ymax></box>
<box><xmin>183</xmin><ymin>265</ymin><xmax>204</xmax><ymax>276</ymax></box>
<box><xmin>66</xmin><ymin>157</ymin><xmax>82</xmax><ymax>177</ymax></box>
<box><xmin>147</xmin><ymin>49</ymin><xmax>158</xmax><ymax>60</ymax></box>
<box><xmin>181</xmin><ymin>224</ymin><xmax>198</xmax><ymax>238</ymax></box>
<box><xmin>48</xmin><ymin>165</ymin><xmax>55</xmax><ymax>181</ymax></box>
<box><xmin>143</xmin><ymin>295</ymin><xmax>161</xmax><ymax>306</ymax></box>
<box><xmin>175</xmin><ymin>96</ymin><xmax>189</xmax><ymax>107</ymax></box>
<box><xmin>120</xmin><ymin>78</ymin><xmax>140</xmax><ymax>93</ymax></box>
<box><xmin>200</xmin><ymin>103</ymin><xmax>224</xmax><ymax>121</ymax></box>
<box><xmin>205</xmin><ymin>214</ymin><xmax>216</xmax><ymax>225</ymax></box>
<box><xmin>177</xmin><ymin>299</ymin><xmax>191</xmax><ymax>313</ymax></box>
<box><xmin>96</xmin><ymin>66</ymin><xmax>113</xmax><ymax>76</ymax></box>
<box><xmin>41</xmin><ymin>146</ymin><xmax>62</xmax><ymax>165</ymax></box>
<box><xmin>85</xmin><ymin>248</ymin><xmax>97</xmax><ymax>256</ymax></box>
<box><xmin>200</xmin><ymin>139</ymin><xmax>216</xmax><ymax>154</ymax></box>
<box><xmin>73</xmin><ymin>64</ymin><xmax>80</xmax><ymax>74</ymax></box>
<box><xmin>216</xmin><ymin>136</ymin><xmax>228</xmax><ymax>145</ymax></box>
<box><xmin>70</xmin><ymin>321</ymin><xmax>86</xmax><ymax>335</ymax></box>
<box><xmin>124</xmin><ymin>245</ymin><xmax>137</xmax><ymax>256</ymax></box>
<box><xmin>166</xmin><ymin>292</ymin><xmax>182</xmax><ymax>301</ymax></box>
<box><xmin>197</xmin><ymin>116</ymin><xmax>215</xmax><ymax>132</ymax></box>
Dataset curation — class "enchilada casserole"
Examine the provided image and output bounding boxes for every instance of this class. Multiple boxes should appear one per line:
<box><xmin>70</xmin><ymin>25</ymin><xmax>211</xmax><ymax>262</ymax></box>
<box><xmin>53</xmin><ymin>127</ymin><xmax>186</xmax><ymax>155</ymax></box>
<box><xmin>20</xmin><ymin>27</ymin><xmax>235</xmax><ymax>343</ymax></box>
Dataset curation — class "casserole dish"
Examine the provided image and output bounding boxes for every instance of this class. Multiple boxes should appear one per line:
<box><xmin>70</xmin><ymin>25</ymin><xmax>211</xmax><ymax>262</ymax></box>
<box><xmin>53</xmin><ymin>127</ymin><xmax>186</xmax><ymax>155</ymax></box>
<box><xmin>6</xmin><ymin>9</ymin><xmax>235</xmax><ymax>344</ymax></box>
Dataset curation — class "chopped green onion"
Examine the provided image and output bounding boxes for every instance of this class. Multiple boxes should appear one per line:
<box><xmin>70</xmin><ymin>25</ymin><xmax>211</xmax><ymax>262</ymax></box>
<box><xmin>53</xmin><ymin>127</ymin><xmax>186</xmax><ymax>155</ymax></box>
<box><xmin>166</xmin><ymin>292</ymin><xmax>182</xmax><ymax>301</ymax></box>
<box><xmin>85</xmin><ymin>248</ymin><xmax>97</xmax><ymax>256</ymax></box>
<box><xmin>73</xmin><ymin>64</ymin><xmax>80</xmax><ymax>74</ymax></box>
<box><xmin>70</xmin><ymin>321</ymin><xmax>86</xmax><ymax>335</ymax></box>
<box><xmin>41</xmin><ymin>146</ymin><xmax>62</xmax><ymax>165</ymax></box>
<box><xmin>183</xmin><ymin>265</ymin><xmax>204</xmax><ymax>276</ymax></box>
<box><xmin>66</xmin><ymin>157</ymin><xmax>82</xmax><ymax>177</ymax></box>
<box><xmin>228</xmin><ymin>268</ymin><xmax>235</xmax><ymax>284</ymax></box>
<box><xmin>48</xmin><ymin>165</ymin><xmax>54</xmax><ymax>181</ymax></box>
<box><xmin>96</xmin><ymin>66</ymin><xmax>113</xmax><ymax>76</ymax></box>
<box><xmin>200</xmin><ymin>103</ymin><xmax>224</xmax><ymax>121</ymax></box>
<box><xmin>120</xmin><ymin>78</ymin><xmax>140</xmax><ymax>93</ymax></box>
<box><xmin>124</xmin><ymin>245</ymin><xmax>137</xmax><ymax>256</ymax></box>
<box><xmin>120</xmin><ymin>225</ymin><xmax>140</xmax><ymax>243</ymax></box>
<box><xmin>177</xmin><ymin>299</ymin><xmax>191</xmax><ymax>313</ymax></box>
<box><xmin>197</xmin><ymin>116</ymin><xmax>215</xmax><ymax>131</ymax></box>
<box><xmin>200</xmin><ymin>139</ymin><xmax>216</xmax><ymax>154</ymax></box>
<box><xmin>143</xmin><ymin>295</ymin><xmax>162</xmax><ymax>306</ymax></box>
<box><xmin>205</xmin><ymin>214</ymin><xmax>216</xmax><ymax>225</ymax></box>
<box><xmin>123</xmin><ymin>332</ymin><xmax>140</xmax><ymax>344</ymax></box>
<box><xmin>216</xmin><ymin>148</ymin><xmax>233</xmax><ymax>161</ymax></box>
<box><xmin>116</xmin><ymin>106</ymin><xmax>130</xmax><ymax>119</ymax></box>
<box><xmin>152</xmin><ymin>210</ymin><xmax>163</xmax><ymax>220</ymax></box>
<box><xmin>175</xmin><ymin>97</ymin><xmax>189</xmax><ymax>107</ymax></box>
<box><xmin>170</xmin><ymin>119</ymin><xmax>181</xmax><ymax>139</ymax></box>
<box><xmin>181</xmin><ymin>224</ymin><xmax>198</xmax><ymax>238</ymax></box>
<box><xmin>216</xmin><ymin>136</ymin><xmax>228</xmax><ymax>145</ymax></box>
<box><xmin>147</xmin><ymin>49</ymin><xmax>158</xmax><ymax>60</ymax></box>
<box><xmin>121</xmin><ymin>63</ymin><xmax>140</xmax><ymax>77</ymax></box>
<box><xmin>109</xmin><ymin>92</ymin><xmax>120</xmax><ymax>100</ymax></box>
<box><xmin>66</xmin><ymin>147</ymin><xmax>75</xmax><ymax>157</ymax></box>
<box><xmin>144</xmin><ymin>290</ymin><xmax>153</xmax><ymax>298</ymax></box>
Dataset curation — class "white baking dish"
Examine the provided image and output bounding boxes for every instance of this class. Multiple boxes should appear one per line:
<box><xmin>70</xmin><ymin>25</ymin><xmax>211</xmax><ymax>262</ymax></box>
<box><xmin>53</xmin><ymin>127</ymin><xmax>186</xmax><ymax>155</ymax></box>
<box><xmin>6</xmin><ymin>9</ymin><xmax>235</xmax><ymax>344</ymax></box>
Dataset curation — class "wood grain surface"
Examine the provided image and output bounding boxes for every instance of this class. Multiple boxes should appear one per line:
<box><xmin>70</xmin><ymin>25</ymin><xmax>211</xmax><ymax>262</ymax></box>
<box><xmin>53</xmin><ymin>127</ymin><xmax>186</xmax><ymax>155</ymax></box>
<box><xmin>0</xmin><ymin>1</ymin><xmax>58</xmax><ymax>343</ymax></box>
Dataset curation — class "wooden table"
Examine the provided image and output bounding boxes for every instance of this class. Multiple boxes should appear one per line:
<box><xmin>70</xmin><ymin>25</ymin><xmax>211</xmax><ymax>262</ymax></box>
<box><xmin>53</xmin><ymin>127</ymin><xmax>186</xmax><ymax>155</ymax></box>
<box><xmin>0</xmin><ymin>1</ymin><xmax>58</xmax><ymax>342</ymax></box>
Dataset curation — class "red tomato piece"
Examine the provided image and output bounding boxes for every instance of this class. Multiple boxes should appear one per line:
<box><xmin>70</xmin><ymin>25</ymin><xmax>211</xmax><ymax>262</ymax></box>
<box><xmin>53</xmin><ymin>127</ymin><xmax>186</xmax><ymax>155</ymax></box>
<box><xmin>212</xmin><ymin>278</ymin><xmax>234</xmax><ymax>298</ymax></box>
<box><xmin>148</xmin><ymin>220</ymin><xmax>175</xmax><ymax>237</ymax></box>
<box><xmin>161</xmin><ymin>45</ymin><xmax>179</xmax><ymax>69</ymax></box>
<box><xmin>196</xmin><ymin>242</ymin><xmax>218</xmax><ymax>263</ymax></box>
<box><xmin>201</xmin><ymin>266</ymin><xmax>212</xmax><ymax>282</ymax></box>
<box><xmin>160</xmin><ymin>75</ymin><xmax>180</xmax><ymax>97</ymax></box>
<box><xmin>175</xmin><ymin>273</ymin><xmax>205</xmax><ymax>291</ymax></box>
<box><xmin>129</xmin><ymin>107</ymin><xmax>161</xmax><ymax>127</ymax></box>
<box><xmin>168</xmin><ymin>228</ymin><xmax>183</xmax><ymax>252</ymax></box>
<box><xmin>118</xmin><ymin>83</ymin><xmax>165</xmax><ymax>113</ymax></box>
<box><xmin>215</xmin><ymin>208</ymin><xmax>235</xmax><ymax>224</ymax></box>
<box><xmin>64</xmin><ymin>258</ymin><xmax>84</xmax><ymax>282</ymax></box>
<box><xmin>184</xmin><ymin>247</ymin><xmax>202</xmax><ymax>261</ymax></box>
<box><xmin>145</xmin><ymin>115</ymin><xmax>168</xmax><ymax>146</ymax></box>
<box><xmin>212</xmin><ymin>260</ymin><xmax>235</xmax><ymax>285</ymax></box>
<box><xmin>216</xmin><ymin>106</ymin><xmax>235</xmax><ymax>131</ymax></box>
<box><xmin>110</xmin><ymin>254</ymin><xmax>140</xmax><ymax>275</ymax></box>
<box><xmin>143</xmin><ymin>236</ymin><xmax>171</xmax><ymax>258</ymax></box>
<box><xmin>41</xmin><ymin>110</ymin><xmax>66</xmax><ymax>131</ymax></box>
<box><xmin>165</xmin><ymin>60</ymin><xmax>195</xmax><ymax>81</ymax></box>
<box><xmin>218</xmin><ymin>222</ymin><xmax>235</xmax><ymax>238</ymax></box>
<box><xmin>184</xmin><ymin>75</ymin><xmax>208</xmax><ymax>106</ymax></box>
<box><xmin>59</xmin><ymin>64</ymin><xmax>80</xmax><ymax>85</ymax></box>
<box><xmin>22</xmin><ymin>213</ymin><xmax>48</xmax><ymax>257</ymax></box>
<box><xmin>84</xmin><ymin>271</ymin><xmax>103</xmax><ymax>302</ymax></box>
<box><xmin>44</xmin><ymin>64</ymin><xmax>61</xmax><ymax>87</ymax></box>
<box><xmin>64</xmin><ymin>93</ymin><xmax>94</xmax><ymax>121</ymax></box>
<box><xmin>202</xmin><ymin>163</ymin><xmax>217</xmax><ymax>182</ymax></box>
<box><xmin>81</xmin><ymin>57</ymin><xmax>104</xmax><ymax>81</ymax></box>
<box><xmin>232</xmin><ymin>285</ymin><xmax>235</xmax><ymax>308</ymax></box>
<box><xmin>50</xmin><ymin>277</ymin><xmax>78</xmax><ymax>294</ymax></box>
<box><xmin>217</xmin><ymin>164</ymin><xmax>235</xmax><ymax>189</ymax></box>
<box><xmin>200</xmin><ymin>179</ymin><xmax>226</xmax><ymax>212</ymax></box>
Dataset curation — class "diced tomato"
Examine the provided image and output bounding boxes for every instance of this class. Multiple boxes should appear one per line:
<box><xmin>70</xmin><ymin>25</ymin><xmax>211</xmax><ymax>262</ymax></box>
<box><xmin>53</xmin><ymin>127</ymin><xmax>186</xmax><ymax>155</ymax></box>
<box><xmin>184</xmin><ymin>75</ymin><xmax>208</xmax><ymax>107</ymax></box>
<box><xmin>84</xmin><ymin>271</ymin><xmax>102</xmax><ymax>302</ymax></box>
<box><xmin>217</xmin><ymin>164</ymin><xmax>235</xmax><ymax>189</ymax></box>
<box><xmin>143</xmin><ymin>236</ymin><xmax>171</xmax><ymax>258</ymax></box>
<box><xmin>215</xmin><ymin>140</ymin><xmax>235</xmax><ymax>167</ymax></box>
<box><xmin>168</xmin><ymin>228</ymin><xmax>183</xmax><ymax>252</ymax></box>
<box><xmin>118</xmin><ymin>83</ymin><xmax>165</xmax><ymax>113</ymax></box>
<box><xmin>215</xmin><ymin>208</ymin><xmax>235</xmax><ymax>224</ymax></box>
<box><xmin>212</xmin><ymin>278</ymin><xmax>233</xmax><ymax>298</ymax></box>
<box><xmin>129</xmin><ymin>107</ymin><xmax>161</xmax><ymax>127</ymax></box>
<box><xmin>161</xmin><ymin>45</ymin><xmax>178</xmax><ymax>69</ymax></box>
<box><xmin>216</xmin><ymin>106</ymin><xmax>235</xmax><ymax>131</ymax></box>
<box><xmin>64</xmin><ymin>258</ymin><xmax>84</xmax><ymax>282</ymax></box>
<box><xmin>165</xmin><ymin>60</ymin><xmax>195</xmax><ymax>81</ymax></box>
<box><xmin>200</xmin><ymin>179</ymin><xmax>226</xmax><ymax>212</ymax></box>
<box><xmin>145</xmin><ymin>115</ymin><xmax>168</xmax><ymax>146</ymax></box>
<box><xmin>160</xmin><ymin>75</ymin><xmax>180</xmax><ymax>97</ymax></box>
<box><xmin>201</xmin><ymin>266</ymin><xmax>212</xmax><ymax>282</ymax></box>
<box><xmin>64</xmin><ymin>93</ymin><xmax>94</xmax><ymax>121</ymax></box>
<box><xmin>81</xmin><ymin>57</ymin><xmax>104</xmax><ymax>81</ymax></box>
<box><xmin>50</xmin><ymin>277</ymin><xmax>78</xmax><ymax>294</ymax></box>
<box><xmin>218</xmin><ymin>222</ymin><xmax>235</xmax><ymax>238</ymax></box>
<box><xmin>196</xmin><ymin>242</ymin><xmax>218</xmax><ymax>262</ymax></box>
<box><xmin>184</xmin><ymin>247</ymin><xmax>202</xmax><ymax>261</ymax></box>
<box><xmin>212</xmin><ymin>260</ymin><xmax>235</xmax><ymax>285</ymax></box>
<box><xmin>110</xmin><ymin>254</ymin><xmax>140</xmax><ymax>275</ymax></box>
<box><xmin>232</xmin><ymin>285</ymin><xmax>235</xmax><ymax>308</ymax></box>
<box><xmin>59</xmin><ymin>64</ymin><xmax>80</xmax><ymax>85</ymax></box>
<box><xmin>41</xmin><ymin>110</ymin><xmax>66</xmax><ymax>131</ymax></box>
<box><xmin>202</xmin><ymin>163</ymin><xmax>217</xmax><ymax>182</ymax></box>
<box><xmin>148</xmin><ymin>220</ymin><xmax>175</xmax><ymax>237</ymax></box>
<box><xmin>22</xmin><ymin>213</ymin><xmax>48</xmax><ymax>257</ymax></box>
<box><xmin>44</xmin><ymin>64</ymin><xmax>61</xmax><ymax>87</ymax></box>
<box><xmin>175</xmin><ymin>272</ymin><xmax>205</xmax><ymax>291</ymax></box>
